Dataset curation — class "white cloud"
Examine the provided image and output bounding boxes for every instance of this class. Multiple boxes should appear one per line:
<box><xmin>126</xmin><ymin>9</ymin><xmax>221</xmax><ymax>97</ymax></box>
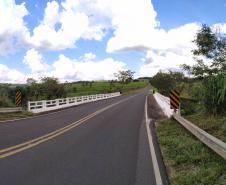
<box><xmin>43</xmin><ymin>1</ymin><xmax>59</xmax><ymax>27</ymax></box>
<box><xmin>136</xmin><ymin>22</ymin><xmax>201</xmax><ymax>77</ymax></box>
<box><xmin>25</xmin><ymin>0</ymin><xmax>112</xmax><ymax>50</ymax></box>
<box><xmin>23</xmin><ymin>49</ymin><xmax>49</xmax><ymax>73</ymax></box>
<box><xmin>212</xmin><ymin>23</ymin><xmax>226</xmax><ymax>34</ymax></box>
<box><xmin>82</xmin><ymin>52</ymin><xmax>97</xmax><ymax>61</ymax></box>
<box><xmin>0</xmin><ymin>50</ymin><xmax>126</xmax><ymax>83</ymax></box>
<box><xmin>26</xmin><ymin>6</ymin><xmax>89</xmax><ymax>50</ymax></box>
<box><xmin>106</xmin><ymin>0</ymin><xmax>158</xmax><ymax>53</ymax></box>
<box><xmin>1</xmin><ymin>0</ymin><xmax>225</xmax><ymax>81</ymax></box>
<box><xmin>107</xmin><ymin>10</ymin><xmax>200</xmax><ymax>53</ymax></box>
<box><xmin>50</xmin><ymin>53</ymin><xmax>126</xmax><ymax>82</ymax></box>
<box><xmin>0</xmin><ymin>64</ymin><xmax>26</xmax><ymax>83</ymax></box>
<box><xmin>0</xmin><ymin>0</ymin><xmax>29</xmax><ymax>55</ymax></box>
<box><xmin>138</xmin><ymin>49</ymin><xmax>197</xmax><ymax>77</ymax></box>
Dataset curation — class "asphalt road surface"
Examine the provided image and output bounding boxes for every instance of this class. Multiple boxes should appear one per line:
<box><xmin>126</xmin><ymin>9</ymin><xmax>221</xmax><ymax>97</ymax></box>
<box><xmin>0</xmin><ymin>89</ymin><xmax>167</xmax><ymax>185</ymax></box>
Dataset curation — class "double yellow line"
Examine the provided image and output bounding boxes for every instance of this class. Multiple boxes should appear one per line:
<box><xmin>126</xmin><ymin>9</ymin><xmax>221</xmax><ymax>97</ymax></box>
<box><xmin>0</xmin><ymin>95</ymin><xmax>135</xmax><ymax>159</ymax></box>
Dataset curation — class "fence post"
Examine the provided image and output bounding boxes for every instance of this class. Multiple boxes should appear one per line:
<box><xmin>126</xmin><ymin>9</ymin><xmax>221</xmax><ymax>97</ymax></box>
<box><xmin>27</xmin><ymin>101</ymin><xmax>30</xmax><ymax>111</ymax></box>
<box><xmin>42</xmin><ymin>100</ymin><xmax>46</xmax><ymax>111</ymax></box>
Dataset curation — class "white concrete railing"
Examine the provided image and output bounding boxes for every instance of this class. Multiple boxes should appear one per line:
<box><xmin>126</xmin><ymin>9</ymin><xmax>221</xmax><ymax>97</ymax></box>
<box><xmin>153</xmin><ymin>92</ymin><xmax>174</xmax><ymax>118</ymax></box>
<box><xmin>28</xmin><ymin>92</ymin><xmax>121</xmax><ymax>113</ymax></box>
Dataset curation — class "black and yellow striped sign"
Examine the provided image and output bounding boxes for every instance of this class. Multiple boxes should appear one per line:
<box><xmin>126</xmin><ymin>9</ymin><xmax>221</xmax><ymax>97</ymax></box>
<box><xmin>15</xmin><ymin>90</ymin><xmax>22</xmax><ymax>107</ymax></box>
<box><xmin>170</xmin><ymin>90</ymin><xmax>180</xmax><ymax>109</ymax></box>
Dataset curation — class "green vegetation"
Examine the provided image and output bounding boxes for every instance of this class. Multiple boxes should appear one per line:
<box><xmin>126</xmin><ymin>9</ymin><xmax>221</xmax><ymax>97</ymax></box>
<box><xmin>0</xmin><ymin>111</ymin><xmax>33</xmax><ymax>121</ymax></box>
<box><xmin>182</xmin><ymin>24</ymin><xmax>226</xmax><ymax>115</ymax></box>
<box><xmin>185</xmin><ymin>114</ymin><xmax>226</xmax><ymax>143</ymax></box>
<box><xmin>157</xmin><ymin>119</ymin><xmax>226</xmax><ymax>185</ymax></box>
<box><xmin>149</xmin><ymin>71</ymin><xmax>186</xmax><ymax>96</ymax></box>
<box><xmin>152</xmin><ymin>24</ymin><xmax>226</xmax><ymax>185</ymax></box>
<box><xmin>150</xmin><ymin>24</ymin><xmax>226</xmax><ymax>116</ymax></box>
<box><xmin>27</xmin><ymin>77</ymin><xmax>66</xmax><ymax>101</ymax></box>
<box><xmin>0</xmin><ymin>74</ymin><xmax>149</xmax><ymax>109</ymax></box>
<box><xmin>64</xmin><ymin>81</ymin><xmax>148</xmax><ymax>97</ymax></box>
<box><xmin>0</xmin><ymin>69</ymin><xmax>148</xmax><ymax>122</ymax></box>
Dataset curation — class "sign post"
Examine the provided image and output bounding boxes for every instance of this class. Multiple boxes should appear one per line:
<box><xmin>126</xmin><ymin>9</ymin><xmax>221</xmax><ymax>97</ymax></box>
<box><xmin>15</xmin><ymin>90</ymin><xmax>22</xmax><ymax>107</ymax></box>
<box><xmin>170</xmin><ymin>90</ymin><xmax>180</xmax><ymax>114</ymax></box>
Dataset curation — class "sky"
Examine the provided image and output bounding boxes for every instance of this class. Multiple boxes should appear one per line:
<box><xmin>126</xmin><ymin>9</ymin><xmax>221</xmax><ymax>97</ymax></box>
<box><xmin>0</xmin><ymin>0</ymin><xmax>225</xmax><ymax>83</ymax></box>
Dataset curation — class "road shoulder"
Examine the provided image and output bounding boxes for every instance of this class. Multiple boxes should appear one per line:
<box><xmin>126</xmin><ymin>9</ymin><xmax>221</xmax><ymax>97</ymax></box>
<box><xmin>146</xmin><ymin>94</ymin><xmax>170</xmax><ymax>185</ymax></box>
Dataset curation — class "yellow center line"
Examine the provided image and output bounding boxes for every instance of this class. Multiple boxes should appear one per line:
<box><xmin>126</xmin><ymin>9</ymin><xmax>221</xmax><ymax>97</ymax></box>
<box><xmin>0</xmin><ymin>94</ymin><xmax>137</xmax><ymax>159</ymax></box>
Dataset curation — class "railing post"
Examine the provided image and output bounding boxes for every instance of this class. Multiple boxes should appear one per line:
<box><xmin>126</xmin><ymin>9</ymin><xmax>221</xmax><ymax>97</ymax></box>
<box><xmin>42</xmin><ymin>100</ymin><xmax>46</xmax><ymax>111</ymax></box>
<box><xmin>27</xmin><ymin>101</ymin><xmax>30</xmax><ymax>111</ymax></box>
<box><xmin>56</xmin><ymin>99</ymin><xmax>59</xmax><ymax>107</ymax></box>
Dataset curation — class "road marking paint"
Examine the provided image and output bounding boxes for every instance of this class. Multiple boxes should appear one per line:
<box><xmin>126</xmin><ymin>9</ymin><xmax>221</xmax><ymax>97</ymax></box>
<box><xmin>0</xmin><ymin>94</ymin><xmax>138</xmax><ymax>159</ymax></box>
<box><xmin>145</xmin><ymin>96</ymin><xmax>163</xmax><ymax>185</ymax></box>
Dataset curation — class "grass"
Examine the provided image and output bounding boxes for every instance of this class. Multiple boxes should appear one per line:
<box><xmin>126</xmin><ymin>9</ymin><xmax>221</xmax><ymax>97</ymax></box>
<box><xmin>65</xmin><ymin>81</ymin><xmax>149</xmax><ymax>97</ymax></box>
<box><xmin>185</xmin><ymin>114</ymin><xmax>226</xmax><ymax>143</ymax></box>
<box><xmin>156</xmin><ymin>118</ymin><xmax>226</xmax><ymax>185</ymax></box>
<box><xmin>0</xmin><ymin>111</ymin><xmax>33</xmax><ymax>121</ymax></box>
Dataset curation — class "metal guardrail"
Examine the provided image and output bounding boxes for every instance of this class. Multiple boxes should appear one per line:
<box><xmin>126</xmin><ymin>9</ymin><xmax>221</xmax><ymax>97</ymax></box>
<box><xmin>0</xmin><ymin>108</ymin><xmax>22</xmax><ymax>113</ymax></box>
<box><xmin>153</xmin><ymin>92</ymin><xmax>226</xmax><ymax>160</ymax></box>
<box><xmin>28</xmin><ymin>92</ymin><xmax>121</xmax><ymax>113</ymax></box>
<box><xmin>173</xmin><ymin>114</ymin><xmax>226</xmax><ymax>160</ymax></box>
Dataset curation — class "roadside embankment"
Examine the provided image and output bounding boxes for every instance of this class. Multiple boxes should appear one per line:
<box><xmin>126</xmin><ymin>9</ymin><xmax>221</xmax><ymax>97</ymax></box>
<box><xmin>153</xmin><ymin>92</ymin><xmax>226</xmax><ymax>185</ymax></box>
<box><xmin>156</xmin><ymin>118</ymin><xmax>226</xmax><ymax>185</ymax></box>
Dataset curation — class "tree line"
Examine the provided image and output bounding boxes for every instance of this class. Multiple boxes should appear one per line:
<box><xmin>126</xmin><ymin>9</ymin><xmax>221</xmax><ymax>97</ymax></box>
<box><xmin>0</xmin><ymin>70</ymin><xmax>136</xmax><ymax>108</ymax></box>
<box><xmin>150</xmin><ymin>24</ymin><xmax>226</xmax><ymax>116</ymax></box>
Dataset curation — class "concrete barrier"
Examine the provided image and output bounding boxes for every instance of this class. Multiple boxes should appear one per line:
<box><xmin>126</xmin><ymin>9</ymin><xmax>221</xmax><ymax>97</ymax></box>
<box><xmin>0</xmin><ymin>108</ymin><xmax>22</xmax><ymax>113</ymax></box>
<box><xmin>153</xmin><ymin>92</ymin><xmax>174</xmax><ymax>118</ymax></box>
<box><xmin>173</xmin><ymin>113</ymin><xmax>226</xmax><ymax>160</ymax></box>
<box><xmin>28</xmin><ymin>92</ymin><xmax>121</xmax><ymax>113</ymax></box>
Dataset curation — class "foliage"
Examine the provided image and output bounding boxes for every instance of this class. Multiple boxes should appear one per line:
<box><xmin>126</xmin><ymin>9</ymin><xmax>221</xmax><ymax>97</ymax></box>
<box><xmin>203</xmin><ymin>74</ymin><xmax>226</xmax><ymax>115</ymax></box>
<box><xmin>40</xmin><ymin>77</ymin><xmax>66</xmax><ymax>99</ymax></box>
<box><xmin>0</xmin><ymin>84</ymin><xmax>14</xmax><ymax>107</ymax></box>
<box><xmin>26</xmin><ymin>78</ymin><xmax>36</xmax><ymax>85</ymax></box>
<box><xmin>65</xmin><ymin>81</ymin><xmax>148</xmax><ymax>97</ymax></box>
<box><xmin>0</xmin><ymin>78</ymin><xmax>148</xmax><ymax>109</ymax></box>
<box><xmin>114</xmin><ymin>70</ymin><xmax>135</xmax><ymax>84</ymax></box>
<box><xmin>149</xmin><ymin>71</ymin><xmax>186</xmax><ymax>96</ymax></box>
<box><xmin>182</xmin><ymin>24</ymin><xmax>226</xmax><ymax>77</ymax></box>
<box><xmin>182</xmin><ymin>24</ymin><xmax>226</xmax><ymax>115</ymax></box>
<box><xmin>27</xmin><ymin>77</ymin><xmax>66</xmax><ymax>101</ymax></box>
<box><xmin>0</xmin><ymin>84</ymin><xmax>28</xmax><ymax>107</ymax></box>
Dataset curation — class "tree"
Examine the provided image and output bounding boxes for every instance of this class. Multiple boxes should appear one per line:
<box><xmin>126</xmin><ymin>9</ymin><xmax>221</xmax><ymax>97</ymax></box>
<box><xmin>182</xmin><ymin>24</ymin><xmax>226</xmax><ymax>115</ymax></box>
<box><xmin>26</xmin><ymin>78</ymin><xmax>36</xmax><ymax>86</ymax></box>
<box><xmin>27</xmin><ymin>77</ymin><xmax>66</xmax><ymax>101</ymax></box>
<box><xmin>40</xmin><ymin>77</ymin><xmax>66</xmax><ymax>99</ymax></box>
<box><xmin>114</xmin><ymin>70</ymin><xmax>135</xmax><ymax>84</ymax></box>
<box><xmin>182</xmin><ymin>24</ymin><xmax>226</xmax><ymax>77</ymax></box>
<box><xmin>149</xmin><ymin>71</ymin><xmax>185</xmax><ymax>96</ymax></box>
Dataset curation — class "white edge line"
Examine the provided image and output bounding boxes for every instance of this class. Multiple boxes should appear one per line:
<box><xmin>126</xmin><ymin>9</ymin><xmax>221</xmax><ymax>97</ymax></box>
<box><xmin>145</xmin><ymin>96</ymin><xmax>163</xmax><ymax>185</ymax></box>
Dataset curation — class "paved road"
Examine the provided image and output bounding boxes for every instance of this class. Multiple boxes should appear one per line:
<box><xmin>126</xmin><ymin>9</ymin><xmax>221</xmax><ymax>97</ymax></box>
<box><xmin>0</xmin><ymin>89</ymin><xmax>166</xmax><ymax>185</ymax></box>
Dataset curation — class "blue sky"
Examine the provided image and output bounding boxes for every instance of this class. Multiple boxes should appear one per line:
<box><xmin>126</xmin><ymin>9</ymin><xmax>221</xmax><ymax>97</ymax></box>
<box><xmin>0</xmin><ymin>0</ymin><xmax>225</xmax><ymax>83</ymax></box>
